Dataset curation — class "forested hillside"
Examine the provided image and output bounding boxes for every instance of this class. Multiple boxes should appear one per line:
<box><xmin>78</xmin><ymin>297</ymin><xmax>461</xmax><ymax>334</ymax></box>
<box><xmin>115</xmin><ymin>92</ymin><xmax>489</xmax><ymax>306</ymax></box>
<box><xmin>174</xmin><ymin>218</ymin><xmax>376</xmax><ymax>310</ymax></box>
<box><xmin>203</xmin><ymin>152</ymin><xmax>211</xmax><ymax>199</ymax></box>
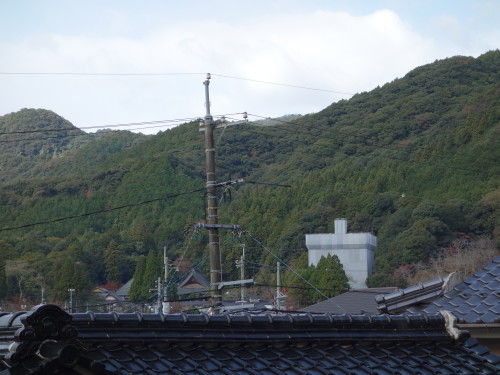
<box><xmin>0</xmin><ymin>108</ymin><xmax>148</xmax><ymax>182</ymax></box>
<box><xmin>0</xmin><ymin>51</ymin><xmax>498</xmax><ymax>309</ymax></box>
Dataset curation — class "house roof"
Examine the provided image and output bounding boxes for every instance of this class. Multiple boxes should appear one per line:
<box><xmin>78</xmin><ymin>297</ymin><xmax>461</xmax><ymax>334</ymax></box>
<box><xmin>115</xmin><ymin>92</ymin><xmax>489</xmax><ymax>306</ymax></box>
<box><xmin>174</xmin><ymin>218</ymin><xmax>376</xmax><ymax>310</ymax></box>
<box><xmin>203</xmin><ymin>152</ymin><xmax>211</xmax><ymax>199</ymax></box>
<box><xmin>302</xmin><ymin>287</ymin><xmax>398</xmax><ymax>314</ymax></box>
<box><xmin>177</xmin><ymin>269</ymin><xmax>209</xmax><ymax>296</ymax></box>
<box><xmin>178</xmin><ymin>269</ymin><xmax>209</xmax><ymax>288</ymax></box>
<box><xmin>116</xmin><ymin>278</ymin><xmax>133</xmax><ymax>299</ymax></box>
<box><xmin>406</xmin><ymin>256</ymin><xmax>500</xmax><ymax>323</ymax></box>
<box><xmin>376</xmin><ymin>272</ymin><xmax>463</xmax><ymax>314</ymax></box>
<box><xmin>1</xmin><ymin>304</ymin><xmax>499</xmax><ymax>374</ymax></box>
<box><xmin>92</xmin><ymin>286</ymin><xmax>123</xmax><ymax>302</ymax></box>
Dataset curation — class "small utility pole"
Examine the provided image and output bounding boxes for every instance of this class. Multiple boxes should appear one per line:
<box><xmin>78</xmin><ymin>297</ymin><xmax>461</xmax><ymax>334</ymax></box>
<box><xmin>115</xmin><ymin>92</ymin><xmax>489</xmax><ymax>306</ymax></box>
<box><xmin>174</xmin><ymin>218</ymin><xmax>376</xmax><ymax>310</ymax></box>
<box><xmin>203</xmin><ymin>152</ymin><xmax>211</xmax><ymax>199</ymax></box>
<box><xmin>276</xmin><ymin>262</ymin><xmax>285</xmax><ymax>311</ymax></box>
<box><xmin>155</xmin><ymin>277</ymin><xmax>162</xmax><ymax>313</ymax></box>
<box><xmin>236</xmin><ymin>244</ymin><xmax>246</xmax><ymax>303</ymax></box>
<box><xmin>68</xmin><ymin>288</ymin><xmax>75</xmax><ymax>313</ymax></box>
<box><xmin>162</xmin><ymin>246</ymin><xmax>171</xmax><ymax>314</ymax></box>
<box><xmin>203</xmin><ymin>73</ymin><xmax>223</xmax><ymax>307</ymax></box>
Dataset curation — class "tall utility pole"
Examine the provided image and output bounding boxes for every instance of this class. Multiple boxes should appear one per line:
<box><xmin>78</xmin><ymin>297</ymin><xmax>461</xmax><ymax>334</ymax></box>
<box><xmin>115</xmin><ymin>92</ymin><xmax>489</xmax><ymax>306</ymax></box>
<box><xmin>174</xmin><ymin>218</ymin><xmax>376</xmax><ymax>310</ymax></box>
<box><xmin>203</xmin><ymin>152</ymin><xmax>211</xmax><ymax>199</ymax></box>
<box><xmin>203</xmin><ymin>73</ymin><xmax>223</xmax><ymax>307</ymax></box>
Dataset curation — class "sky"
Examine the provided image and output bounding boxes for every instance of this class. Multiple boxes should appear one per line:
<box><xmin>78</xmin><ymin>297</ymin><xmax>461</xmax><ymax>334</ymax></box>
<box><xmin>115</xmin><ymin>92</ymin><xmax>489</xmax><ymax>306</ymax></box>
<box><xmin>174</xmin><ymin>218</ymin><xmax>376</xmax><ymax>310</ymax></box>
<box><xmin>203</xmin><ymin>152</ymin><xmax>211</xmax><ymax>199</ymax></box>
<box><xmin>1</xmin><ymin>0</ymin><xmax>499</xmax><ymax>134</ymax></box>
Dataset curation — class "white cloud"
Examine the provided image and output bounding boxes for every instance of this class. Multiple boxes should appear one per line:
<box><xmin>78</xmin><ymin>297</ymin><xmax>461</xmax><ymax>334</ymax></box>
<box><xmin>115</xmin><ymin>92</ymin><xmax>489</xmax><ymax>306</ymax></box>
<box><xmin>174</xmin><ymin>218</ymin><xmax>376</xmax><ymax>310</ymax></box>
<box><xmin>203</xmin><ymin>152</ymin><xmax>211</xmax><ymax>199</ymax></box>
<box><xmin>0</xmin><ymin>8</ymin><xmax>491</xmax><ymax>133</ymax></box>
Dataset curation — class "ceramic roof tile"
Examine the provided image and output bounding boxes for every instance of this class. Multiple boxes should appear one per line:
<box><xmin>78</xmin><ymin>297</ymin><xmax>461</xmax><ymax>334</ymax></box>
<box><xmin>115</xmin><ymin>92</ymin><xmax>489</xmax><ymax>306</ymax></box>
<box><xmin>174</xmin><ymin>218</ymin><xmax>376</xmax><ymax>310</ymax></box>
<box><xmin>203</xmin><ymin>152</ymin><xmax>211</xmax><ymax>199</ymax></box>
<box><xmin>304</xmin><ymin>288</ymin><xmax>398</xmax><ymax>314</ymax></box>
<box><xmin>403</xmin><ymin>257</ymin><xmax>500</xmax><ymax>324</ymax></box>
<box><xmin>1</xmin><ymin>305</ymin><xmax>500</xmax><ymax>374</ymax></box>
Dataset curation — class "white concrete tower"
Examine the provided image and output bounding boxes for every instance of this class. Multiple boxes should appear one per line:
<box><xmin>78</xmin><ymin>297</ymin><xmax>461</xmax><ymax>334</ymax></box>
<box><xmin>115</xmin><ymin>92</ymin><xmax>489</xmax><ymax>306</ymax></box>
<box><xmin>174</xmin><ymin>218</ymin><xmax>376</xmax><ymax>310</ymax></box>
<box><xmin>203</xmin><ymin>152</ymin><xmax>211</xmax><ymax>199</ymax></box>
<box><xmin>306</xmin><ymin>218</ymin><xmax>376</xmax><ymax>289</ymax></box>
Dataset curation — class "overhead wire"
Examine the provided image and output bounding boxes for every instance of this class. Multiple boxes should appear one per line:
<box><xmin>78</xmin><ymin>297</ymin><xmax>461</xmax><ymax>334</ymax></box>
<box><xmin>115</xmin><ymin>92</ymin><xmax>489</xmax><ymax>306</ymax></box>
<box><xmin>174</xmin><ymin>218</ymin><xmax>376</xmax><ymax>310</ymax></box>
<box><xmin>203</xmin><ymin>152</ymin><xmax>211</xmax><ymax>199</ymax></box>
<box><xmin>222</xmin><ymin>114</ymin><xmax>497</xmax><ymax>174</ymax></box>
<box><xmin>245</xmin><ymin>113</ymin><xmax>499</xmax><ymax>171</ymax></box>
<box><xmin>0</xmin><ymin>185</ymin><xmax>208</xmax><ymax>232</ymax></box>
<box><xmin>250</xmin><ymin>235</ymin><xmax>336</xmax><ymax>306</ymax></box>
<box><xmin>210</xmin><ymin>73</ymin><xmax>353</xmax><ymax>95</ymax></box>
<box><xmin>1</xmin><ymin>70</ymin><xmax>351</xmax><ymax>95</ymax></box>
<box><xmin>165</xmin><ymin>230</ymin><xmax>197</xmax><ymax>291</ymax></box>
<box><xmin>2</xmin><ymin>109</ymin><xmax>494</xmax><ymax>174</ymax></box>
<box><xmin>0</xmin><ymin>115</ymin><xmax>233</xmax><ymax>137</ymax></box>
<box><xmin>0</xmin><ymin>72</ymin><xmax>205</xmax><ymax>76</ymax></box>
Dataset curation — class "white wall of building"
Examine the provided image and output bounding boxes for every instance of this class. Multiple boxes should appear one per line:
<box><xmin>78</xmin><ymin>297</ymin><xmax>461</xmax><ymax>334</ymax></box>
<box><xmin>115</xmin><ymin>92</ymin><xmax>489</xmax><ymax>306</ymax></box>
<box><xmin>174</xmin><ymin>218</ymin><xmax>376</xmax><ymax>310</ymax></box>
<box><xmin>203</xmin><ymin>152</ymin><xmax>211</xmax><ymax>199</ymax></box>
<box><xmin>306</xmin><ymin>219</ymin><xmax>376</xmax><ymax>289</ymax></box>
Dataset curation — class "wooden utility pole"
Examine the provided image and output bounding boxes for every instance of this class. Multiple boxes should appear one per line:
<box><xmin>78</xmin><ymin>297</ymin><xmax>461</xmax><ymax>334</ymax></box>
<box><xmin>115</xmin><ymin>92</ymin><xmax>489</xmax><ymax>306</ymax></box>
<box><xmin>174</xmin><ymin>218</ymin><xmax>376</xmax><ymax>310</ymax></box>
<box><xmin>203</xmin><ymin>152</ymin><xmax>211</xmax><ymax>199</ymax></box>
<box><xmin>199</xmin><ymin>75</ymin><xmax>248</xmax><ymax>311</ymax></box>
<box><xmin>162</xmin><ymin>246</ymin><xmax>171</xmax><ymax>313</ymax></box>
<box><xmin>203</xmin><ymin>74</ymin><xmax>223</xmax><ymax>306</ymax></box>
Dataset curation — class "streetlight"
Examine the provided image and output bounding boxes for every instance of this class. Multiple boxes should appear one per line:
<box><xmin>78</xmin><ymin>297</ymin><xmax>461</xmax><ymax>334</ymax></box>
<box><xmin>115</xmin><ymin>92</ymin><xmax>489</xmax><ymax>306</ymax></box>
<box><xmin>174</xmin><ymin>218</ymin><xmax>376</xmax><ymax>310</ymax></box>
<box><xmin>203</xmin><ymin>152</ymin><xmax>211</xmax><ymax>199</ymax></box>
<box><xmin>68</xmin><ymin>288</ymin><xmax>75</xmax><ymax>313</ymax></box>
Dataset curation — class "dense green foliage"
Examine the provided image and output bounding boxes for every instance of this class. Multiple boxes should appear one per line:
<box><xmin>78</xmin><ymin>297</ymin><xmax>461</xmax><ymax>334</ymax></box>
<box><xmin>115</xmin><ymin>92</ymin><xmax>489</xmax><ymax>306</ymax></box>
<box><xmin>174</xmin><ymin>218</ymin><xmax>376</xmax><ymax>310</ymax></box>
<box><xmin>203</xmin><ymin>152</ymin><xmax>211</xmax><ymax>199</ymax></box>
<box><xmin>284</xmin><ymin>253</ymin><xmax>349</xmax><ymax>308</ymax></box>
<box><xmin>0</xmin><ymin>51</ymin><xmax>498</xmax><ymax>308</ymax></box>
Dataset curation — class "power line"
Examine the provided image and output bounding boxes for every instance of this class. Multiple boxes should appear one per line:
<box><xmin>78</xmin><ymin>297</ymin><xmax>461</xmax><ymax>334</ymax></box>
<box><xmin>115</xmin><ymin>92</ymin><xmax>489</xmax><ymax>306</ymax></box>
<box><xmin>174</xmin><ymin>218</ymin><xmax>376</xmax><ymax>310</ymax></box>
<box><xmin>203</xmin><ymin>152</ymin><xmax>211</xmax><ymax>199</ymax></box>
<box><xmin>0</xmin><ymin>70</ymin><xmax>352</xmax><ymax>95</ymax></box>
<box><xmin>3</xmin><ymin>110</ymin><xmax>495</xmax><ymax>173</ymax></box>
<box><xmin>250</xmin><ymin>235</ymin><xmax>332</xmax><ymax>303</ymax></box>
<box><xmin>0</xmin><ymin>114</ymin><xmax>243</xmax><ymax>140</ymax></box>
<box><xmin>211</xmin><ymin>73</ymin><xmax>354</xmax><ymax>95</ymax></box>
<box><xmin>245</xmin><ymin>113</ymin><xmax>500</xmax><ymax>170</ymax></box>
<box><xmin>0</xmin><ymin>116</ymin><xmax>207</xmax><ymax>136</ymax></box>
<box><xmin>0</xmin><ymin>123</ymin><xmax>178</xmax><ymax>144</ymax></box>
<box><xmin>225</xmin><ymin>114</ymin><xmax>497</xmax><ymax>174</ymax></box>
<box><xmin>245</xmin><ymin>181</ymin><xmax>292</xmax><ymax>188</ymax></box>
<box><xmin>0</xmin><ymin>186</ymin><xmax>207</xmax><ymax>232</ymax></box>
<box><xmin>0</xmin><ymin>72</ymin><xmax>204</xmax><ymax>76</ymax></box>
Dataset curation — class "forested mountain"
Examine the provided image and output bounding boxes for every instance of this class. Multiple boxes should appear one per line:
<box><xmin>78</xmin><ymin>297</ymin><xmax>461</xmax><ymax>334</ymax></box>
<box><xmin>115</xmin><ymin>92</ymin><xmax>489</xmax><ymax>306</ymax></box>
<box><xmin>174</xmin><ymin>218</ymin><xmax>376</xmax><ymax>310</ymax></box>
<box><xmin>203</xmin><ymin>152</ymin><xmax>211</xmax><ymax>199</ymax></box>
<box><xmin>0</xmin><ymin>51</ymin><xmax>498</xmax><ymax>308</ymax></box>
<box><xmin>0</xmin><ymin>108</ymin><xmax>148</xmax><ymax>182</ymax></box>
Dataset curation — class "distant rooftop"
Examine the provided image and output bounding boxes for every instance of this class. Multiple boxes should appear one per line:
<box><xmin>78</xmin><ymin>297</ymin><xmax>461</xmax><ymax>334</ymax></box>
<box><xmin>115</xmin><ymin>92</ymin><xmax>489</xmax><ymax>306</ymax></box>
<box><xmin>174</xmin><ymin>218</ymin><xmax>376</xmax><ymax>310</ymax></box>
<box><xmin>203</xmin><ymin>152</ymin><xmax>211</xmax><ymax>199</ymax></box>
<box><xmin>303</xmin><ymin>287</ymin><xmax>398</xmax><ymax>314</ymax></box>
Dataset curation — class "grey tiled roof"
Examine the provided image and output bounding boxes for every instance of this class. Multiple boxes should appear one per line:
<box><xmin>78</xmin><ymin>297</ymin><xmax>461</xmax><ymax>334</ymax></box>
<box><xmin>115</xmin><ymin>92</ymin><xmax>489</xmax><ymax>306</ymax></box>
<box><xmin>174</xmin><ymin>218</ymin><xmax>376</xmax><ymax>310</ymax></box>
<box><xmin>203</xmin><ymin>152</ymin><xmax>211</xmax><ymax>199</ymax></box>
<box><xmin>302</xmin><ymin>287</ymin><xmax>398</xmax><ymax>314</ymax></box>
<box><xmin>1</xmin><ymin>304</ymin><xmax>499</xmax><ymax>374</ymax></box>
<box><xmin>408</xmin><ymin>256</ymin><xmax>500</xmax><ymax>323</ymax></box>
<box><xmin>376</xmin><ymin>276</ymin><xmax>447</xmax><ymax>313</ymax></box>
<box><xmin>116</xmin><ymin>278</ymin><xmax>133</xmax><ymax>299</ymax></box>
<box><xmin>177</xmin><ymin>269</ymin><xmax>209</xmax><ymax>296</ymax></box>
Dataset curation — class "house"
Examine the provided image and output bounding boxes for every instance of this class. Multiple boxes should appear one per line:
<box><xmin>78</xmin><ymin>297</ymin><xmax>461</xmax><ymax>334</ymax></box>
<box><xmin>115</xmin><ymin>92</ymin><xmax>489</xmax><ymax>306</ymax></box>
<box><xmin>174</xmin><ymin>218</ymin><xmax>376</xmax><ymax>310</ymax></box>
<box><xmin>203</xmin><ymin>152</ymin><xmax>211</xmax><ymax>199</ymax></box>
<box><xmin>116</xmin><ymin>269</ymin><xmax>210</xmax><ymax>303</ymax></box>
<box><xmin>116</xmin><ymin>279</ymin><xmax>133</xmax><ymax>301</ymax></box>
<box><xmin>377</xmin><ymin>256</ymin><xmax>500</xmax><ymax>354</ymax></box>
<box><xmin>90</xmin><ymin>286</ymin><xmax>123</xmax><ymax>303</ymax></box>
<box><xmin>0</xmin><ymin>304</ymin><xmax>498</xmax><ymax>374</ymax></box>
<box><xmin>177</xmin><ymin>269</ymin><xmax>210</xmax><ymax>296</ymax></box>
<box><xmin>302</xmin><ymin>287</ymin><xmax>398</xmax><ymax>314</ymax></box>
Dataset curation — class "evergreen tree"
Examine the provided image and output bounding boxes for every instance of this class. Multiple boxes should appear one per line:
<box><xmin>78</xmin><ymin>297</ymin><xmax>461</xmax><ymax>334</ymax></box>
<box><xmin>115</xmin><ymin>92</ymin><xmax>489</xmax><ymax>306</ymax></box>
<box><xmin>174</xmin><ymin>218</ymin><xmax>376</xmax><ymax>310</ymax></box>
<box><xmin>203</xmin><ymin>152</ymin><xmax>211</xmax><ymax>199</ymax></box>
<box><xmin>128</xmin><ymin>256</ymin><xmax>146</xmax><ymax>302</ymax></box>
<box><xmin>53</xmin><ymin>257</ymin><xmax>74</xmax><ymax>302</ymax></box>
<box><xmin>0</xmin><ymin>241</ymin><xmax>12</xmax><ymax>299</ymax></box>
<box><xmin>142</xmin><ymin>249</ymin><xmax>159</xmax><ymax>297</ymax></box>
<box><xmin>103</xmin><ymin>240</ymin><xmax>122</xmax><ymax>282</ymax></box>
<box><xmin>0</xmin><ymin>260</ymin><xmax>6</xmax><ymax>300</ymax></box>
<box><xmin>72</xmin><ymin>261</ymin><xmax>92</xmax><ymax>303</ymax></box>
<box><xmin>312</xmin><ymin>254</ymin><xmax>349</xmax><ymax>301</ymax></box>
<box><xmin>287</xmin><ymin>254</ymin><xmax>349</xmax><ymax>307</ymax></box>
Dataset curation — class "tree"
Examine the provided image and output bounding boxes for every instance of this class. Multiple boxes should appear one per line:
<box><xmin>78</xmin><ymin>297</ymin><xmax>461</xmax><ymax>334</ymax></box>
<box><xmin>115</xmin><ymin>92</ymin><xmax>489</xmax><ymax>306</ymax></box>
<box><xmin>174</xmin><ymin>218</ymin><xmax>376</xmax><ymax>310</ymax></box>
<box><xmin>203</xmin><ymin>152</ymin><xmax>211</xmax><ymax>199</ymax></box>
<box><xmin>103</xmin><ymin>240</ymin><xmax>122</xmax><ymax>282</ymax></box>
<box><xmin>142</xmin><ymin>249</ymin><xmax>160</xmax><ymax>297</ymax></box>
<box><xmin>287</xmin><ymin>254</ymin><xmax>349</xmax><ymax>308</ymax></box>
<box><xmin>313</xmin><ymin>254</ymin><xmax>349</xmax><ymax>300</ymax></box>
<box><xmin>0</xmin><ymin>241</ymin><xmax>13</xmax><ymax>299</ymax></box>
<box><xmin>128</xmin><ymin>256</ymin><xmax>146</xmax><ymax>302</ymax></box>
<box><xmin>53</xmin><ymin>258</ymin><xmax>74</xmax><ymax>302</ymax></box>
